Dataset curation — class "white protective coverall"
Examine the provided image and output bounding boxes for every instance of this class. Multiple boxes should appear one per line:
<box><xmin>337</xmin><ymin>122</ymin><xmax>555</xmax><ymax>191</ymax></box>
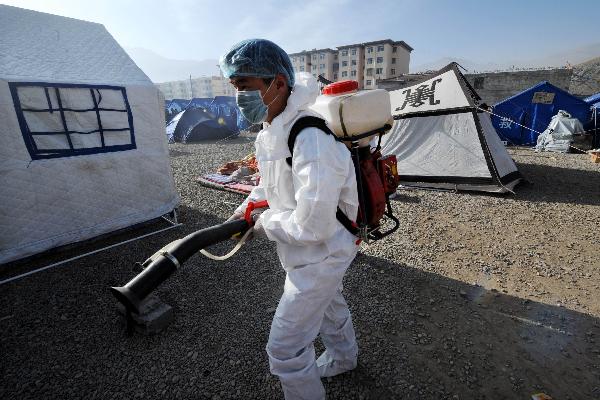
<box><xmin>234</xmin><ymin>72</ymin><xmax>360</xmax><ymax>399</ymax></box>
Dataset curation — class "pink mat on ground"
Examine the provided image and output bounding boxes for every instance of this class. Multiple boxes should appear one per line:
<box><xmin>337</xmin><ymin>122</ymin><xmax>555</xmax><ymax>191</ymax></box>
<box><xmin>197</xmin><ymin>173</ymin><xmax>256</xmax><ymax>195</ymax></box>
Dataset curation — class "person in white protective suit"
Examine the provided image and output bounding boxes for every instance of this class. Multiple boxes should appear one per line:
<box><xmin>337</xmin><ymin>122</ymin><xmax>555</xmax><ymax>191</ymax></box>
<box><xmin>219</xmin><ymin>39</ymin><xmax>360</xmax><ymax>399</ymax></box>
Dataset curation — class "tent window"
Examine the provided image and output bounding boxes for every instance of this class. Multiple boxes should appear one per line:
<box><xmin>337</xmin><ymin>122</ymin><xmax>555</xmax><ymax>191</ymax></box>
<box><xmin>10</xmin><ymin>82</ymin><xmax>135</xmax><ymax>160</ymax></box>
<box><xmin>474</xmin><ymin>77</ymin><xmax>485</xmax><ymax>89</ymax></box>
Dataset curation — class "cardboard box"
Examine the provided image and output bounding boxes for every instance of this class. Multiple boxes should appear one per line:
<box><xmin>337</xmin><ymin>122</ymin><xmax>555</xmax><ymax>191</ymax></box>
<box><xmin>591</xmin><ymin>151</ymin><xmax>600</xmax><ymax>163</ymax></box>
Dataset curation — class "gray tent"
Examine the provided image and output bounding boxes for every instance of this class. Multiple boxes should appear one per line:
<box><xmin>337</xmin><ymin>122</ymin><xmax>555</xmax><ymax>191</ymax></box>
<box><xmin>381</xmin><ymin>63</ymin><xmax>522</xmax><ymax>193</ymax></box>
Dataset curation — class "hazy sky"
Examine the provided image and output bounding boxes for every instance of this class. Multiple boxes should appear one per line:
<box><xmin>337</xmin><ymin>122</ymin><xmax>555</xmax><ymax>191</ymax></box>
<box><xmin>2</xmin><ymin>0</ymin><xmax>599</xmax><ymax>66</ymax></box>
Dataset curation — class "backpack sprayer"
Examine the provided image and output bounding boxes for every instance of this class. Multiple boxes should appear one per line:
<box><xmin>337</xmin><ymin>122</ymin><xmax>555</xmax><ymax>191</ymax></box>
<box><xmin>307</xmin><ymin>80</ymin><xmax>400</xmax><ymax>242</ymax></box>
<box><xmin>110</xmin><ymin>80</ymin><xmax>400</xmax><ymax>332</ymax></box>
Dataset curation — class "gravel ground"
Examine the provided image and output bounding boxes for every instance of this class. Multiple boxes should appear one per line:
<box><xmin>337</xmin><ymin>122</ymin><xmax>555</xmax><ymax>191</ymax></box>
<box><xmin>1</xmin><ymin>137</ymin><xmax>599</xmax><ymax>400</ymax></box>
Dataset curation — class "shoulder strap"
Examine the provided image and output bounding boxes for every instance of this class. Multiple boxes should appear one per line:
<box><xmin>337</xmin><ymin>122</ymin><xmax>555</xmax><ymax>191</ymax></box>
<box><xmin>286</xmin><ymin>116</ymin><xmax>339</xmax><ymax>166</ymax></box>
<box><xmin>286</xmin><ymin>116</ymin><xmax>359</xmax><ymax>238</ymax></box>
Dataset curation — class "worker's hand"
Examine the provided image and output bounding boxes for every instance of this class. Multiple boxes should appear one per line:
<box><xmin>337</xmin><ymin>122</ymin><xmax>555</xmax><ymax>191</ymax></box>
<box><xmin>226</xmin><ymin>212</ymin><xmax>244</xmax><ymax>222</ymax></box>
<box><xmin>251</xmin><ymin>212</ymin><xmax>266</xmax><ymax>237</ymax></box>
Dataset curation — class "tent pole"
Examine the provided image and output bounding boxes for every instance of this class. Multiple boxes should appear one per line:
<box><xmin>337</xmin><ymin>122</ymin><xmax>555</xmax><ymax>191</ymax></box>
<box><xmin>0</xmin><ymin>211</ymin><xmax>182</xmax><ymax>286</ymax></box>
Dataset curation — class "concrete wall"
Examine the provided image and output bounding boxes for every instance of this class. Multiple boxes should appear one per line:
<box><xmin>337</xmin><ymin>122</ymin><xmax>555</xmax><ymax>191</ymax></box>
<box><xmin>378</xmin><ymin>69</ymin><xmax>575</xmax><ymax>105</ymax></box>
<box><xmin>464</xmin><ymin>69</ymin><xmax>573</xmax><ymax>105</ymax></box>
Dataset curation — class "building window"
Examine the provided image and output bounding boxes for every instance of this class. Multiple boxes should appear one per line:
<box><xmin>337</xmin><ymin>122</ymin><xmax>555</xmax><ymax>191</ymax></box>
<box><xmin>334</xmin><ymin>73</ymin><xmax>338</xmax><ymax>80</ymax></box>
<box><xmin>392</xmin><ymin>58</ymin><xmax>396</xmax><ymax>64</ymax></box>
<box><xmin>391</xmin><ymin>68</ymin><xmax>395</xmax><ymax>75</ymax></box>
<box><xmin>392</xmin><ymin>46</ymin><xmax>397</xmax><ymax>53</ymax></box>
<box><xmin>351</xmin><ymin>70</ymin><xmax>357</xmax><ymax>77</ymax></box>
<box><xmin>367</xmin><ymin>47</ymin><xmax>373</xmax><ymax>53</ymax></box>
<box><xmin>375</xmin><ymin>68</ymin><xmax>383</xmax><ymax>74</ymax></box>
<box><xmin>341</xmin><ymin>71</ymin><xmax>348</xmax><ymax>77</ymax></box>
<box><xmin>319</xmin><ymin>53</ymin><xmax>325</xmax><ymax>60</ymax></box>
<box><xmin>351</xmin><ymin>48</ymin><xmax>357</xmax><ymax>56</ymax></box>
<box><xmin>474</xmin><ymin>77</ymin><xmax>485</xmax><ymax>89</ymax></box>
<box><xmin>376</xmin><ymin>57</ymin><xmax>383</xmax><ymax>63</ymax></box>
<box><xmin>320</xmin><ymin>64</ymin><xmax>325</xmax><ymax>69</ymax></box>
<box><xmin>9</xmin><ymin>82</ymin><xmax>135</xmax><ymax>160</ymax></box>
<box><xmin>367</xmin><ymin>58</ymin><xmax>373</xmax><ymax>64</ymax></box>
<box><xmin>341</xmin><ymin>50</ymin><xmax>348</xmax><ymax>56</ymax></box>
<box><xmin>377</xmin><ymin>45</ymin><xmax>384</xmax><ymax>51</ymax></box>
<box><xmin>366</xmin><ymin>68</ymin><xmax>373</xmax><ymax>76</ymax></box>
<box><xmin>342</xmin><ymin>60</ymin><xmax>348</xmax><ymax>67</ymax></box>
<box><xmin>351</xmin><ymin>59</ymin><xmax>357</xmax><ymax>66</ymax></box>
<box><xmin>334</xmin><ymin>54</ymin><xmax>338</xmax><ymax>60</ymax></box>
<box><xmin>312</xmin><ymin>65</ymin><xmax>317</xmax><ymax>71</ymax></box>
<box><xmin>366</xmin><ymin>79</ymin><xmax>372</xmax><ymax>85</ymax></box>
<box><xmin>333</xmin><ymin>63</ymin><xmax>339</xmax><ymax>71</ymax></box>
<box><xmin>301</xmin><ymin>56</ymin><xmax>305</xmax><ymax>62</ymax></box>
<box><xmin>312</xmin><ymin>54</ymin><xmax>317</xmax><ymax>60</ymax></box>
<box><xmin>299</xmin><ymin>66</ymin><xmax>305</xmax><ymax>72</ymax></box>
<box><xmin>292</xmin><ymin>57</ymin><xmax>296</xmax><ymax>62</ymax></box>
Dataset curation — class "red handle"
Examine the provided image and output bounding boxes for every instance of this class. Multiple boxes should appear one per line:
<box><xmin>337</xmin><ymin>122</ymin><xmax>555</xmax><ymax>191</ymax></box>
<box><xmin>244</xmin><ymin>200</ymin><xmax>269</xmax><ymax>225</ymax></box>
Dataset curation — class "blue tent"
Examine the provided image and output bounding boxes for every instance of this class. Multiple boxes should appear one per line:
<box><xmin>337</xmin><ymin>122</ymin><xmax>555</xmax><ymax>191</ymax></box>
<box><xmin>585</xmin><ymin>93</ymin><xmax>600</xmax><ymax>148</ymax></box>
<box><xmin>166</xmin><ymin>108</ymin><xmax>236</xmax><ymax>143</ymax></box>
<box><xmin>491</xmin><ymin>81</ymin><xmax>590</xmax><ymax>146</ymax></box>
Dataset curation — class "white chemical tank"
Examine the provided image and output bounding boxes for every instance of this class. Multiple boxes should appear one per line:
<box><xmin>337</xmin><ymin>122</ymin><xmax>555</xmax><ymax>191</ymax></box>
<box><xmin>310</xmin><ymin>80</ymin><xmax>392</xmax><ymax>141</ymax></box>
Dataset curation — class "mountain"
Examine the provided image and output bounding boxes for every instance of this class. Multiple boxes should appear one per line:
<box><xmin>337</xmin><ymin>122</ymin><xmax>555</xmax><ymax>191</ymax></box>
<box><xmin>571</xmin><ymin>56</ymin><xmax>600</xmax><ymax>97</ymax></box>
<box><xmin>124</xmin><ymin>47</ymin><xmax>219</xmax><ymax>83</ymax></box>
<box><xmin>527</xmin><ymin>43</ymin><xmax>600</xmax><ymax>68</ymax></box>
<box><xmin>412</xmin><ymin>43</ymin><xmax>600</xmax><ymax>74</ymax></box>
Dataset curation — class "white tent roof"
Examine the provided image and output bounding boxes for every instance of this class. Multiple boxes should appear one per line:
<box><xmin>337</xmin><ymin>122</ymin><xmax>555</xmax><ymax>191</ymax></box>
<box><xmin>0</xmin><ymin>5</ymin><xmax>152</xmax><ymax>86</ymax></box>
<box><xmin>390</xmin><ymin>67</ymin><xmax>477</xmax><ymax>116</ymax></box>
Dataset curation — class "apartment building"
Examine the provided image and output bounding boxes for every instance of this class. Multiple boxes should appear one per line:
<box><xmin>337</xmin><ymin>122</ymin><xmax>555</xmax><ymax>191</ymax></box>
<box><xmin>289</xmin><ymin>39</ymin><xmax>412</xmax><ymax>89</ymax></box>
<box><xmin>362</xmin><ymin>40</ymin><xmax>412</xmax><ymax>89</ymax></box>
<box><xmin>337</xmin><ymin>44</ymin><xmax>365</xmax><ymax>87</ymax></box>
<box><xmin>156</xmin><ymin>76</ymin><xmax>235</xmax><ymax>100</ymax></box>
<box><xmin>290</xmin><ymin>48</ymin><xmax>338</xmax><ymax>82</ymax></box>
<box><xmin>289</xmin><ymin>51</ymin><xmax>311</xmax><ymax>74</ymax></box>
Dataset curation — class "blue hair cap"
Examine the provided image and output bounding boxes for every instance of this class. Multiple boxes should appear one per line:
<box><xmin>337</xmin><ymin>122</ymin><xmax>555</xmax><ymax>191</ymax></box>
<box><xmin>219</xmin><ymin>39</ymin><xmax>295</xmax><ymax>88</ymax></box>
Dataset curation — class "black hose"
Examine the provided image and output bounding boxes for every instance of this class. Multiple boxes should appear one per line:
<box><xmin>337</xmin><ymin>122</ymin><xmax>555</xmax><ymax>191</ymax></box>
<box><xmin>111</xmin><ymin>219</ymin><xmax>249</xmax><ymax>313</ymax></box>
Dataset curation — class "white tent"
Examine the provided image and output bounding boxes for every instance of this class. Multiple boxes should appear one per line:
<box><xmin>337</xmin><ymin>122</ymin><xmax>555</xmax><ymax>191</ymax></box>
<box><xmin>381</xmin><ymin>63</ymin><xmax>522</xmax><ymax>193</ymax></box>
<box><xmin>0</xmin><ymin>5</ymin><xmax>179</xmax><ymax>264</ymax></box>
<box><xmin>535</xmin><ymin>110</ymin><xmax>584</xmax><ymax>153</ymax></box>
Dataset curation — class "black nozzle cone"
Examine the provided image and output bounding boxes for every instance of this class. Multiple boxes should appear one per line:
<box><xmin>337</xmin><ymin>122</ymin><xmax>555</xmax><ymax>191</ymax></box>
<box><xmin>111</xmin><ymin>286</ymin><xmax>142</xmax><ymax>313</ymax></box>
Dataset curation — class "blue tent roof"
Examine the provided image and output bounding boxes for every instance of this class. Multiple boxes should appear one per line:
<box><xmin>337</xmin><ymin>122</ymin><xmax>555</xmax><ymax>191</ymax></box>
<box><xmin>169</xmin><ymin>99</ymin><xmax>191</xmax><ymax>109</ymax></box>
<box><xmin>187</xmin><ymin>97</ymin><xmax>214</xmax><ymax>109</ymax></box>
<box><xmin>584</xmin><ymin>92</ymin><xmax>600</xmax><ymax>108</ymax></box>
<box><xmin>491</xmin><ymin>81</ymin><xmax>590</xmax><ymax>146</ymax></box>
